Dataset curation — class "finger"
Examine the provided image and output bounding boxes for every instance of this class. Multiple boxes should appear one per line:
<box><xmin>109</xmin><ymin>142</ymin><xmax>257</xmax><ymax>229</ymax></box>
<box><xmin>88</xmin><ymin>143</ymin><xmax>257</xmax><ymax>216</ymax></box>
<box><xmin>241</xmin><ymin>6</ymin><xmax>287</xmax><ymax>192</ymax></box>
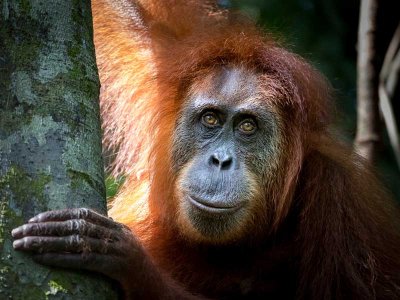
<box><xmin>34</xmin><ymin>252</ymin><xmax>103</xmax><ymax>269</ymax></box>
<box><xmin>12</xmin><ymin>219</ymin><xmax>118</xmax><ymax>241</ymax></box>
<box><xmin>28</xmin><ymin>208</ymin><xmax>122</xmax><ymax>230</ymax></box>
<box><xmin>32</xmin><ymin>253</ymin><xmax>124</xmax><ymax>279</ymax></box>
<box><xmin>13</xmin><ymin>235</ymin><xmax>123</xmax><ymax>255</ymax></box>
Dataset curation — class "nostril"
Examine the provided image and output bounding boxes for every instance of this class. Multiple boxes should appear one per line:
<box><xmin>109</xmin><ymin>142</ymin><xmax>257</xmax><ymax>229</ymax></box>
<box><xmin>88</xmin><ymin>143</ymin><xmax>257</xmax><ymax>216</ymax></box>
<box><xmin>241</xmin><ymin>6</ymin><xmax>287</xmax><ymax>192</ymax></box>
<box><xmin>210</xmin><ymin>155</ymin><xmax>233</xmax><ymax>170</ymax></box>
<box><xmin>220</xmin><ymin>157</ymin><xmax>232</xmax><ymax>170</ymax></box>
<box><xmin>211</xmin><ymin>156</ymin><xmax>220</xmax><ymax>166</ymax></box>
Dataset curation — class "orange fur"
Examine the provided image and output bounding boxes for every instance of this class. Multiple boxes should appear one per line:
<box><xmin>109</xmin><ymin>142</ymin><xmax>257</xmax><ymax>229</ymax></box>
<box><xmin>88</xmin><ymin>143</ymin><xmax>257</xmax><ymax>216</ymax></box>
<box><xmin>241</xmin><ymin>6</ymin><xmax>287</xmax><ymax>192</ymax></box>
<box><xmin>92</xmin><ymin>0</ymin><xmax>400</xmax><ymax>298</ymax></box>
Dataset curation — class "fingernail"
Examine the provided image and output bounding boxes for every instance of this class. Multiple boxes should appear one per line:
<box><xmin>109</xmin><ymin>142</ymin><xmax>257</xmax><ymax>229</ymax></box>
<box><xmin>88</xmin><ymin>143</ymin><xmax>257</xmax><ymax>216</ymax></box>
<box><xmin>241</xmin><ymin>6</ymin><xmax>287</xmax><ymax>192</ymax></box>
<box><xmin>11</xmin><ymin>228</ymin><xmax>19</xmax><ymax>238</ymax></box>
<box><xmin>28</xmin><ymin>217</ymin><xmax>37</xmax><ymax>223</ymax></box>
<box><xmin>13</xmin><ymin>239</ymin><xmax>23</xmax><ymax>249</ymax></box>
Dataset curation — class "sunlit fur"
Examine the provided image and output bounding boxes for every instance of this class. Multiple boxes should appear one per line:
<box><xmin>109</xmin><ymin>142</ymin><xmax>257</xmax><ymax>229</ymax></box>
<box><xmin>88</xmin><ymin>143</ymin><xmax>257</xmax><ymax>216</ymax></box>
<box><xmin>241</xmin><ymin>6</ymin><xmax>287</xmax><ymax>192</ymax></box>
<box><xmin>93</xmin><ymin>0</ymin><xmax>400</xmax><ymax>298</ymax></box>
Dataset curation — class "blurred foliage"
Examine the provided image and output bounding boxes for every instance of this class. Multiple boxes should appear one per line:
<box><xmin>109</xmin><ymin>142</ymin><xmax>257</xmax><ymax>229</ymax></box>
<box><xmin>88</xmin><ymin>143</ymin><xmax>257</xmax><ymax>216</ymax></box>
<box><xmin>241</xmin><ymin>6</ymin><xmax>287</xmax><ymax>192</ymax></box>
<box><xmin>105</xmin><ymin>176</ymin><xmax>125</xmax><ymax>199</ymax></box>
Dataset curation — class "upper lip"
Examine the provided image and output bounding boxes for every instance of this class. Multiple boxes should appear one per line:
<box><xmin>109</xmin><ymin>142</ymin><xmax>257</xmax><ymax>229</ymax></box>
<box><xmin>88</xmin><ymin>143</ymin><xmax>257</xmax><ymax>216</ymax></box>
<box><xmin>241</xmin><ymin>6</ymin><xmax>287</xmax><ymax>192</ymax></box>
<box><xmin>188</xmin><ymin>195</ymin><xmax>243</xmax><ymax>213</ymax></box>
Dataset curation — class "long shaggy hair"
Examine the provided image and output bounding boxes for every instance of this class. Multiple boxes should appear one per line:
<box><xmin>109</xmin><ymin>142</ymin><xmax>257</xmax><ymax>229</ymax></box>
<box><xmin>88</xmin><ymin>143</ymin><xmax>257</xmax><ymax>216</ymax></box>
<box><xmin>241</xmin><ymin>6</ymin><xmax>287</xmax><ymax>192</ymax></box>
<box><xmin>92</xmin><ymin>1</ymin><xmax>400</xmax><ymax>298</ymax></box>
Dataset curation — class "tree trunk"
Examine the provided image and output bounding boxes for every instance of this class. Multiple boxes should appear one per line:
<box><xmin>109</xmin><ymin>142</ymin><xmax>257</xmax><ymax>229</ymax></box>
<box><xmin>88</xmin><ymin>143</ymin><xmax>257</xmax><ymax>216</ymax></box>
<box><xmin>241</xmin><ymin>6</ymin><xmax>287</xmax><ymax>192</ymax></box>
<box><xmin>0</xmin><ymin>0</ymin><xmax>118</xmax><ymax>298</ymax></box>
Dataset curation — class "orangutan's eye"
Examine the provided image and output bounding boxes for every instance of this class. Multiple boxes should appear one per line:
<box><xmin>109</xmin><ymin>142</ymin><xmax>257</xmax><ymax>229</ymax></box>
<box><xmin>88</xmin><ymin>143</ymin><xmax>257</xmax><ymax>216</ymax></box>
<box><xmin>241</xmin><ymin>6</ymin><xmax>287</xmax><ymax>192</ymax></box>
<box><xmin>238</xmin><ymin>119</ymin><xmax>257</xmax><ymax>134</ymax></box>
<box><xmin>202</xmin><ymin>112</ymin><xmax>219</xmax><ymax>127</ymax></box>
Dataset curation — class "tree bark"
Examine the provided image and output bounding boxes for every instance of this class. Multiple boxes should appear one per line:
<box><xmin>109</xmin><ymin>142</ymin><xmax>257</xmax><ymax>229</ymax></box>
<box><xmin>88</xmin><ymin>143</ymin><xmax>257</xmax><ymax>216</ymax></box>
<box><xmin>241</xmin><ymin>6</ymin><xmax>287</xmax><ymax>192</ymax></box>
<box><xmin>0</xmin><ymin>0</ymin><xmax>118</xmax><ymax>298</ymax></box>
<box><xmin>355</xmin><ymin>0</ymin><xmax>380</xmax><ymax>162</ymax></box>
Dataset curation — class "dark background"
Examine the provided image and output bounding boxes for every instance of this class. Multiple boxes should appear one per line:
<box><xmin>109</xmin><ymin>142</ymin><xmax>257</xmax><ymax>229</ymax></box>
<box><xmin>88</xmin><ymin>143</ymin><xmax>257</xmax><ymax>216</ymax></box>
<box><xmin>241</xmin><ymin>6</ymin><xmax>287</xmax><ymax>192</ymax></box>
<box><xmin>227</xmin><ymin>0</ymin><xmax>400</xmax><ymax>199</ymax></box>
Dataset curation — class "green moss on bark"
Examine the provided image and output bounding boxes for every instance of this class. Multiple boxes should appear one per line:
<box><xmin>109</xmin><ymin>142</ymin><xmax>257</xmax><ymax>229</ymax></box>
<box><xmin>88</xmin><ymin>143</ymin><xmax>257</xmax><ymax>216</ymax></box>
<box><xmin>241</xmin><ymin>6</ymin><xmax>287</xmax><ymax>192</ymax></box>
<box><xmin>0</xmin><ymin>0</ymin><xmax>118</xmax><ymax>298</ymax></box>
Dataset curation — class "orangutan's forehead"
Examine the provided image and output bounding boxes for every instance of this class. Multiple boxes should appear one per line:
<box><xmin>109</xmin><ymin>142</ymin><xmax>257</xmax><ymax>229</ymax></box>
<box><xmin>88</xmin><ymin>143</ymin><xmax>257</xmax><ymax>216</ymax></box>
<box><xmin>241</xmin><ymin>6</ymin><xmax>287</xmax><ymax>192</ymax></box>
<box><xmin>189</xmin><ymin>66</ymin><xmax>265</xmax><ymax>106</ymax></box>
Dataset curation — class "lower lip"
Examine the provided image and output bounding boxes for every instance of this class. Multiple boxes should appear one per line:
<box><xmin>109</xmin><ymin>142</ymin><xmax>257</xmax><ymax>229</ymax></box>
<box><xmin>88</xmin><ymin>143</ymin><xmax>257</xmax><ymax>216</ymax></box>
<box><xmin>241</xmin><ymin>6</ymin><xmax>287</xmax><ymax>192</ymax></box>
<box><xmin>188</xmin><ymin>196</ymin><xmax>242</xmax><ymax>214</ymax></box>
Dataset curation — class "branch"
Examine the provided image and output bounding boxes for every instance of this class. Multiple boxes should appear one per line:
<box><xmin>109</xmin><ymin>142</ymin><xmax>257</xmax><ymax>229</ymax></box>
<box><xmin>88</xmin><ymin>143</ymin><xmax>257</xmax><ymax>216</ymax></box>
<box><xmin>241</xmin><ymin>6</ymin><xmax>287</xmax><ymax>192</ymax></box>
<box><xmin>379</xmin><ymin>23</ymin><xmax>400</xmax><ymax>169</ymax></box>
<box><xmin>355</xmin><ymin>0</ymin><xmax>380</xmax><ymax>162</ymax></box>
